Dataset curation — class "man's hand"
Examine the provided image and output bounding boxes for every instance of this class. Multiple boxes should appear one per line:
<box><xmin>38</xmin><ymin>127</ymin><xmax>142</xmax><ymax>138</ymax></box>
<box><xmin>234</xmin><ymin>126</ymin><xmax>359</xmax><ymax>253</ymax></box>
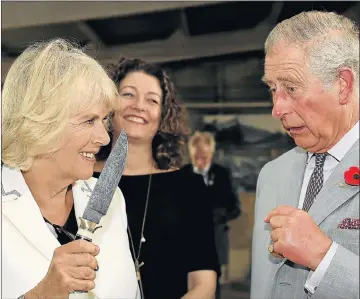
<box><xmin>264</xmin><ymin>205</ymin><xmax>332</xmax><ymax>271</ymax></box>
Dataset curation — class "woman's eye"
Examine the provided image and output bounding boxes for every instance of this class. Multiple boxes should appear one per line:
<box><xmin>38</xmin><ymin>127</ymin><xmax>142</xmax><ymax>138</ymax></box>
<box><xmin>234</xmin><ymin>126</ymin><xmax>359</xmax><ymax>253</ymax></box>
<box><xmin>150</xmin><ymin>99</ymin><xmax>159</xmax><ymax>104</ymax></box>
<box><xmin>121</xmin><ymin>92</ymin><xmax>133</xmax><ymax>98</ymax></box>
<box><xmin>85</xmin><ymin>118</ymin><xmax>95</xmax><ymax>125</ymax></box>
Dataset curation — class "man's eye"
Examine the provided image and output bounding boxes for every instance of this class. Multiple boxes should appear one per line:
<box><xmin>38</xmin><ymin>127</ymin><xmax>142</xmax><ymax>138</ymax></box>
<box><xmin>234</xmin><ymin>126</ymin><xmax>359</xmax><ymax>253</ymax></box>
<box><xmin>286</xmin><ymin>86</ymin><xmax>296</xmax><ymax>93</ymax></box>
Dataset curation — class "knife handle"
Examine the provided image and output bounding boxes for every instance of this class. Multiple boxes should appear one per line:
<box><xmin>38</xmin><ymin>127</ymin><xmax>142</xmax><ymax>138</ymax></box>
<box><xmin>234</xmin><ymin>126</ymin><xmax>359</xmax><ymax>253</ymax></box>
<box><xmin>72</xmin><ymin>224</ymin><xmax>101</xmax><ymax>294</ymax></box>
<box><xmin>75</xmin><ymin>233</ymin><xmax>93</xmax><ymax>242</ymax></box>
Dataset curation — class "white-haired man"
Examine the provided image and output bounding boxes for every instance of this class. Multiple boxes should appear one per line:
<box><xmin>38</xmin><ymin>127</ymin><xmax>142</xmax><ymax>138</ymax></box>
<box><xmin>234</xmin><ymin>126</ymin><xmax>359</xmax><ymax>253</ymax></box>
<box><xmin>183</xmin><ymin>131</ymin><xmax>241</xmax><ymax>299</ymax></box>
<box><xmin>251</xmin><ymin>11</ymin><xmax>359</xmax><ymax>299</ymax></box>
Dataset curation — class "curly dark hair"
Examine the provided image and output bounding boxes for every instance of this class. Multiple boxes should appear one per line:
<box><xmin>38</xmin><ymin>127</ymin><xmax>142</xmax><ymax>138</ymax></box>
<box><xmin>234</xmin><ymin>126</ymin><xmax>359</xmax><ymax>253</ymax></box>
<box><xmin>96</xmin><ymin>58</ymin><xmax>190</xmax><ymax>170</ymax></box>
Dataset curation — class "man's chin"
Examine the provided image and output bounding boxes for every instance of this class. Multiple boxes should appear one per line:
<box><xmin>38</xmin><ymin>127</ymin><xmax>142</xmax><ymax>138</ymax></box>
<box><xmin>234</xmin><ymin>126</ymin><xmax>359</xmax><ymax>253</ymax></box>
<box><xmin>293</xmin><ymin>137</ymin><xmax>320</xmax><ymax>152</ymax></box>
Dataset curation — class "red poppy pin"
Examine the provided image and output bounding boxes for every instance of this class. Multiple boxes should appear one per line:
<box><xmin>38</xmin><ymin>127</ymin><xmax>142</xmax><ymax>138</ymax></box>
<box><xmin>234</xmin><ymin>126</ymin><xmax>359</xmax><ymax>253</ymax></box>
<box><xmin>344</xmin><ymin>166</ymin><xmax>360</xmax><ymax>186</ymax></box>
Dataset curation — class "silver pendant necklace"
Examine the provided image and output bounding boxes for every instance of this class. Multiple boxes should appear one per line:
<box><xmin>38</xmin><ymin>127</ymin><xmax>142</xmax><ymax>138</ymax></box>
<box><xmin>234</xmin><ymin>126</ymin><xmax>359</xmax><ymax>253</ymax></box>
<box><xmin>127</xmin><ymin>173</ymin><xmax>152</xmax><ymax>299</ymax></box>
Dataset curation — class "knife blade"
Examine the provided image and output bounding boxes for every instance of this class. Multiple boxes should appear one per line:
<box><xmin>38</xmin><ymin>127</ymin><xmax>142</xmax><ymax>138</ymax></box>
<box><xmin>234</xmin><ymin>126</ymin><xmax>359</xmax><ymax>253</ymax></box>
<box><xmin>76</xmin><ymin>129</ymin><xmax>128</xmax><ymax>241</ymax></box>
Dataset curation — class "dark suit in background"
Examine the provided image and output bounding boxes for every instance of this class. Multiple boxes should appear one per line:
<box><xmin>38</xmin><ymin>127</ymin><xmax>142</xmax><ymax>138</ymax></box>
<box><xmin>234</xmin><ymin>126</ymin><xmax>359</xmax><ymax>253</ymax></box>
<box><xmin>182</xmin><ymin>163</ymin><xmax>241</xmax><ymax>266</ymax></box>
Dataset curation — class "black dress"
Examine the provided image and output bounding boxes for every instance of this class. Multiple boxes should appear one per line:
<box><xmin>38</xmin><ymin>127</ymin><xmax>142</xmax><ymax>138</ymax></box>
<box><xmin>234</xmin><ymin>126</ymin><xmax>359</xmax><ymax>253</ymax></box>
<box><xmin>93</xmin><ymin>168</ymin><xmax>219</xmax><ymax>299</ymax></box>
<box><xmin>43</xmin><ymin>203</ymin><xmax>78</xmax><ymax>245</ymax></box>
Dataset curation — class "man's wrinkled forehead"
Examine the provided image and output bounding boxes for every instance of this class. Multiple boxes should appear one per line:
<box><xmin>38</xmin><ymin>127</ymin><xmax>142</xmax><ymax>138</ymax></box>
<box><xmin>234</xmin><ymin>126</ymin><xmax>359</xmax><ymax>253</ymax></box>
<box><xmin>263</xmin><ymin>44</ymin><xmax>308</xmax><ymax>83</ymax></box>
<box><xmin>193</xmin><ymin>144</ymin><xmax>212</xmax><ymax>155</ymax></box>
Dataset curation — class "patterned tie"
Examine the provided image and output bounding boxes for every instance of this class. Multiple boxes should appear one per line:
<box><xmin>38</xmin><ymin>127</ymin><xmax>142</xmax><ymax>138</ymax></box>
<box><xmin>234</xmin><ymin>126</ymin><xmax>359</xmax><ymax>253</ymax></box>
<box><xmin>302</xmin><ymin>153</ymin><xmax>328</xmax><ymax>212</ymax></box>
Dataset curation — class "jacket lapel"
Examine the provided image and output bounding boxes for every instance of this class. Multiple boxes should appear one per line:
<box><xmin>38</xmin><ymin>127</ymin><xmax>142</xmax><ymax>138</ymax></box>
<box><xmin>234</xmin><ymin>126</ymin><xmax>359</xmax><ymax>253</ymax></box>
<box><xmin>277</xmin><ymin>147</ymin><xmax>308</xmax><ymax>208</ymax></box>
<box><xmin>1</xmin><ymin>166</ymin><xmax>95</xmax><ymax>262</ymax></box>
<box><xmin>2</xmin><ymin>166</ymin><xmax>60</xmax><ymax>261</ymax></box>
<box><xmin>72</xmin><ymin>179</ymin><xmax>92</xmax><ymax>221</ymax></box>
<box><xmin>309</xmin><ymin>140</ymin><xmax>360</xmax><ymax>225</ymax></box>
<box><xmin>269</xmin><ymin>147</ymin><xmax>308</xmax><ymax>271</ymax></box>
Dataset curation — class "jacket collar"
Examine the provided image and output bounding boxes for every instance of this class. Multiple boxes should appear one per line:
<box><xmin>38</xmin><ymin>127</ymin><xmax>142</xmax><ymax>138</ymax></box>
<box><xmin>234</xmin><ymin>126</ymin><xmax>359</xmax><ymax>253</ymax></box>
<box><xmin>2</xmin><ymin>165</ymin><xmax>93</xmax><ymax>261</ymax></box>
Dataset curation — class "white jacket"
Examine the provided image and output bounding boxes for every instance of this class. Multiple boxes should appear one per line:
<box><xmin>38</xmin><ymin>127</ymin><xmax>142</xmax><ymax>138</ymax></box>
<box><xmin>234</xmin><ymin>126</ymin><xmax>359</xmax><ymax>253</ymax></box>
<box><xmin>1</xmin><ymin>165</ymin><xmax>140</xmax><ymax>299</ymax></box>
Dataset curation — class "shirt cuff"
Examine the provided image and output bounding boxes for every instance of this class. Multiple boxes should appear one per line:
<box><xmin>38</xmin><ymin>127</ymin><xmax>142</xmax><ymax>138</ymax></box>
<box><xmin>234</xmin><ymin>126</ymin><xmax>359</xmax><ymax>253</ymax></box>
<box><xmin>304</xmin><ymin>241</ymin><xmax>339</xmax><ymax>295</ymax></box>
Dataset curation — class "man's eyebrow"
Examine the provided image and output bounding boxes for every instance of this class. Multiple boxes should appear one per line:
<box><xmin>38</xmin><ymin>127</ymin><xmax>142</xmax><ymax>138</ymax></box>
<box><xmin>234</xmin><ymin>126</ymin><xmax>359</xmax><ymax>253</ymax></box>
<box><xmin>276</xmin><ymin>76</ymin><xmax>301</xmax><ymax>84</ymax></box>
<box><xmin>261</xmin><ymin>75</ymin><xmax>300</xmax><ymax>85</ymax></box>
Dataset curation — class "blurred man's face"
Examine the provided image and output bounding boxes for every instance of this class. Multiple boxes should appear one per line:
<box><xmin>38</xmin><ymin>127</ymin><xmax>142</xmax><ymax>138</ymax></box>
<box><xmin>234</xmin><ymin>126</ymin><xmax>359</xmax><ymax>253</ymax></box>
<box><xmin>191</xmin><ymin>145</ymin><xmax>213</xmax><ymax>171</ymax></box>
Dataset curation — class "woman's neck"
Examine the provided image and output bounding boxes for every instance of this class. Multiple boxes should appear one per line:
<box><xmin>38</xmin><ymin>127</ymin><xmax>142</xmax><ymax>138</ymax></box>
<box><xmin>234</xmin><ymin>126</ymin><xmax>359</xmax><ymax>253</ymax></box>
<box><xmin>110</xmin><ymin>132</ymin><xmax>154</xmax><ymax>175</ymax></box>
<box><xmin>22</xmin><ymin>160</ymin><xmax>74</xmax><ymax>224</ymax></box>
<box><xmin>125</xmin><ymin>141</ymin><xmax>155</xmax><ymax>175</ymax></box>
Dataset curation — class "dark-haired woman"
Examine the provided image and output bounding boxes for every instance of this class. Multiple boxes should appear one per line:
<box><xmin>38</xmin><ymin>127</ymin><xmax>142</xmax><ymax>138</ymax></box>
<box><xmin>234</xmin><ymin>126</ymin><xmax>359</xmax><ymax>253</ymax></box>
<box><xmin>94</xmin><ymin>58</ymin><xmax>219</xmax><ymax>299</ymax></box>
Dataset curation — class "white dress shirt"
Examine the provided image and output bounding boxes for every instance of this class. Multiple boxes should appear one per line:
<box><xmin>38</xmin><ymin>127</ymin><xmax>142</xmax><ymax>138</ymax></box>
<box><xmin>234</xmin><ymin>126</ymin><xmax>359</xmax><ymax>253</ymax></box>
<box><xmin>193</xmin><ymin>163</ymin><xmax>212</xmax><ymax>186</ymax></box>
<box><xmin>300</xmin><ymin>121</ymin><xmax>359</xmax><ymax>294</ymax></box>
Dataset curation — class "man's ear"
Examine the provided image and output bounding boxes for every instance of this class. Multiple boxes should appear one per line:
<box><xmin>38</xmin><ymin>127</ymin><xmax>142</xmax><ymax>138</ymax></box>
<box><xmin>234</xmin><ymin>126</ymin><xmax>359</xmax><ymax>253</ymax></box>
<box><xmin>338</xmin><ymin>67</ymin><xmax>355</xmax><ymax>105</ymax></box>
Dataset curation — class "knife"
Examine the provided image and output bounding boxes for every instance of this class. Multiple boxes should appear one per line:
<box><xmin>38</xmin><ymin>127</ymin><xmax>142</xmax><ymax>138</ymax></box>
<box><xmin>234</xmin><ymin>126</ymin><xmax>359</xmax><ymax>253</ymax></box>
<box><xmin>73</xmin><ymin>129</ymin><xmax>127</xmax><ymax>294</ymax></box>
<box><xmin>75</xmin><ymin>128</ymin><xmax>128</xmax><ymax>241</ymax></box>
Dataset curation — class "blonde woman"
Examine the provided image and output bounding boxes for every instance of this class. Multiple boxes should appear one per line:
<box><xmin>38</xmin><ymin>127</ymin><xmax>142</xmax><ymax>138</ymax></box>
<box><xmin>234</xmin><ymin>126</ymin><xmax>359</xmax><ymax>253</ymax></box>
<box><xmin>2</xmin><ymin>39</ymin><xmax>139</xmax><ymax>299</ymax></box>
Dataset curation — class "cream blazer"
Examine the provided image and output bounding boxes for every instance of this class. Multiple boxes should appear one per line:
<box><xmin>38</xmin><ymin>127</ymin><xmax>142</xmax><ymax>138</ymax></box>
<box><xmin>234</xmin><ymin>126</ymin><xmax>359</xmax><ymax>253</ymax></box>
<box><xmin>1</xmin><ymin>165</ymin><xmax>140</xmax><ymax>299</ymax></box>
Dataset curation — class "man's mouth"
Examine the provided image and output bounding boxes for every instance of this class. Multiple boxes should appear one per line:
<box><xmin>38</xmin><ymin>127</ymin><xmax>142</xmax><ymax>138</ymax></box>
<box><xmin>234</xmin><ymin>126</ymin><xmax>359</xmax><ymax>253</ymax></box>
<box><xmin>285</xmin><ymin>126</ymin><xmax>306</xmax><ymax>133</ymax></box>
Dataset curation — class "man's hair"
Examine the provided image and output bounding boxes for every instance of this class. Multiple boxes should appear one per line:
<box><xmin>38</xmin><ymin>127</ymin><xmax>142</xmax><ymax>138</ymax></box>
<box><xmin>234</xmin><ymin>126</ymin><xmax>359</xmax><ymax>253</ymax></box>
<box><xmin>2</xmin><ymin>39</ymin><xmax>118</xmax><ymax>170</ymax></box>
<box><xmin>188</xmin><ymin>131</ymin><xmax>216</xmax><ymax>154</ymax></box>
<box><xmin>265</xmin><ymin>11</ymin><xmax>359</xmax><ymax>91</ymax></box>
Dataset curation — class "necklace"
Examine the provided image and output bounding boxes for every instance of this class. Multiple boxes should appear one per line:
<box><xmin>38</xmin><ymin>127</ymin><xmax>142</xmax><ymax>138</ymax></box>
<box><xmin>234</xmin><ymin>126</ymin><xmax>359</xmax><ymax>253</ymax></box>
<box><xmin>127</xmin><ymin>173</ymin><xmax>152</xmax><ymax>299</ymax></box>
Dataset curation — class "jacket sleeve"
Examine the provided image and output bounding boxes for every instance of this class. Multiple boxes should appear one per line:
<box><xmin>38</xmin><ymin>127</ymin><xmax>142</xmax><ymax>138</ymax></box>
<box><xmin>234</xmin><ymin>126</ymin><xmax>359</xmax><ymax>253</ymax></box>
<box><xmin>223</xmin><ymin>167</ymin><xmax>241</xmax><ymax>221</ymax></box>
<box><xmin>310</xmin><ymin>244</ymin><xmax>359</xmax><ymax>299</ymax></box>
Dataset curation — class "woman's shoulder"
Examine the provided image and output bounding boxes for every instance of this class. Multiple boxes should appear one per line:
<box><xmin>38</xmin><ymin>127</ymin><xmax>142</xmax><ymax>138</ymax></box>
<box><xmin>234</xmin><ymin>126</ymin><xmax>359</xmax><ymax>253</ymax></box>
<box><xmin>151</xmin><ymin>166</ymin><xmax>202</xmax><ymax>182</ymax></box>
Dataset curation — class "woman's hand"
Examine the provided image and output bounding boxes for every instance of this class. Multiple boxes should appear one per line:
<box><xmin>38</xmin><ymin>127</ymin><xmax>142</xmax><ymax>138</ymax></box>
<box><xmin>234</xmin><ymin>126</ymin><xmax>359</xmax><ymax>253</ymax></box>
<box><xmin>25</xmin><ymin>240</ymin><xmax>100</xmax><ymax>299</ymax></box>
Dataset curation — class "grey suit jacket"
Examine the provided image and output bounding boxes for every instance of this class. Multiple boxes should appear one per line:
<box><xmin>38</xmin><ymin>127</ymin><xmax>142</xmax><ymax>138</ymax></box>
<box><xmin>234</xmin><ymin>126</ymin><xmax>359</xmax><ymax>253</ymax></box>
<box><xmin>251</xmin><ymin>141</ymin><xmax>359</xmax><ymax>299</ymax></box>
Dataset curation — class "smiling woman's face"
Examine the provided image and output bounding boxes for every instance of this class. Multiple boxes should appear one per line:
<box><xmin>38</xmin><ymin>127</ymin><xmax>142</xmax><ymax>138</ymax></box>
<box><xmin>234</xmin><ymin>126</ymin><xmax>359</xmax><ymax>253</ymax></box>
<box><xmin>112</xmin><ymin>71</ymin><xmax>163</xmax><ymax>143</ymax></box>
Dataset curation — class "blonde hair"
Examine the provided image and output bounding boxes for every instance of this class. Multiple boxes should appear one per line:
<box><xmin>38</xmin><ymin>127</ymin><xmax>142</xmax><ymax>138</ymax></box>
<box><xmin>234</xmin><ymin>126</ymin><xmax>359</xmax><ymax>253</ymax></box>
<box><xmin>2</xmin><ymin>39</ymin><xmax>119</xmax><ymax>170</ymax></box>
<box><xmin>265</xmin><ymin>11</ymin><xmax>359</xmax><ymax>91</ymax></box>
<box><xmin>188</xmin><ymin>131</ymin><xmax>216</xmax><ymax>154</ymax></box>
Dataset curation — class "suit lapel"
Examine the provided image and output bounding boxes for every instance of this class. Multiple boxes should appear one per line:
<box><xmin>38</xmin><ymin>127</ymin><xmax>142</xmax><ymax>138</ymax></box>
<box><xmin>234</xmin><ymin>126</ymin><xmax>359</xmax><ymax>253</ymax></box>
<box><xmin>2</xmin><ymin>166</ymin><xmax>60</xmax><ymax>261</ymax></box>
<box><xmin>309</xmin><ymin>140</ymin><xmax>360</xmax><ymax>225</ymax></box>
<box><xmin>277</xmin><ymin>147</ymin><xmax>308</xmax><ymax>208</ymax></box>
<box><xmin>270</xmin><ymin>148</ymin><xmax>308</xmax><ymax>271</ymax></box>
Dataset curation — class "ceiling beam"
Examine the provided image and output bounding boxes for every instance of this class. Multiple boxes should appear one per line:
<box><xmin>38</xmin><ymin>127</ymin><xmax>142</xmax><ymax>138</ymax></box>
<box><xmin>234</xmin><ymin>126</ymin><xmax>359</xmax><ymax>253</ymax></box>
<box><xmin>2</xmin><ymin>1</ymin><xmax>219</xmax><ymax>29</ymax></box>
<box><xmin>0</xmin><ymin>2</ymin><xmax>280</xmax><ymax>81</ymax></box>
<box><xmin>76</xmin><ymin>22</ymin><xmax>104</xmax><ymax>46</ymax></box>
<box><xmin>179</xmin><ymin>9</ymin><xmax>190</xmax><ymax>37</ymax></box>
<box><xmin>93</xmin><ymin>14</ymin><xmax>273</xmax><ymax>65</ymax></box>
<box><xmin>93</xmin><ymin>1</ymin><xmax>284</xmax><ymax>64</ymax></box>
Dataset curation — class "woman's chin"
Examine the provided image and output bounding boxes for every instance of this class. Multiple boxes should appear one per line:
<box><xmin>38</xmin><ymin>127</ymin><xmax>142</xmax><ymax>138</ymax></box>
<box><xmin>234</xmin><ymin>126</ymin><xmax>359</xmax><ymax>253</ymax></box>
<box><xmin>125</xmin><ymin>131</ymin><xmax>154</xmax><ymax>143</ymax></box>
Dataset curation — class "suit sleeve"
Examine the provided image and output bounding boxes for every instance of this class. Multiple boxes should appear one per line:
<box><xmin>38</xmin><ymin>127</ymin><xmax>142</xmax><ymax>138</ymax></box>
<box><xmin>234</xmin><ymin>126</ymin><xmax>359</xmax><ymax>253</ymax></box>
<box><xmin>222</xmin><ymin>167</ymin><xmax>241</xmax><ymax>221</ymax></box>
<box><xmin>309</xmin><ymin>244</ymin><xmax>359</xmax><ymax>299</ymax></box>
<box><xmin>185</xmin><ymin>175</ymin><xmax>221</xmax><ymax>276</ymax></box>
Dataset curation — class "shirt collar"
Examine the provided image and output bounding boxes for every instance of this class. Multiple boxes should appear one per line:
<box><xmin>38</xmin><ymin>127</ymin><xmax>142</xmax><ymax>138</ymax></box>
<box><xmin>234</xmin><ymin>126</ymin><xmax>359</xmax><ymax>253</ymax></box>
<box><xmin>193</xmin><ymin>163</ymin><xmax>211</xmax><ymax>175</ymax></box>
<box><xmin>307</xmin><ymin>121</ymin><xmax>359</xmax><ymax>163</ymax></box>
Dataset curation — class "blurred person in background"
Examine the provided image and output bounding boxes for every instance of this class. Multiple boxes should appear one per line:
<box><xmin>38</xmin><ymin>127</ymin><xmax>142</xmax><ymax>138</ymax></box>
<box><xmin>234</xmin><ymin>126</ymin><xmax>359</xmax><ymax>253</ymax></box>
<box><xmin>183</xmin><ymin>131</ymin><xmax>241</xmax><ymax>299</ymax></box>
<box><xmin>94</xmin><ymin>58</ymin><xmax>219</xmax><ymax>299</ymax></box>
<box><xmin>252</xmin><ymin>11</ymin><xmax>359</xmax><ymax>299</ymax></box>
<box><xmin>2</xmin><ymin>39</ymin><xmax>139</xmax><ymax>299</ymax></box>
